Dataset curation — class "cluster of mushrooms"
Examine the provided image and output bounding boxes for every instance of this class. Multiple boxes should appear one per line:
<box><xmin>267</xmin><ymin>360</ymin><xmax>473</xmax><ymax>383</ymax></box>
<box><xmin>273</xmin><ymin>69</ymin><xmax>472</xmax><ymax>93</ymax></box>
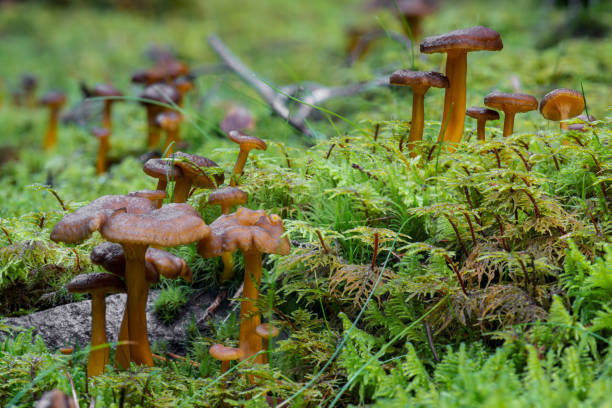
<box><xmin>50</xmin><ymin>105</ymin><xmax>288</xmax><ymax>379</ymax></box>
<box><xmin>390</xmin><ymin>26</ymin><xmax>590</xmax><ymax>156</ymax></box>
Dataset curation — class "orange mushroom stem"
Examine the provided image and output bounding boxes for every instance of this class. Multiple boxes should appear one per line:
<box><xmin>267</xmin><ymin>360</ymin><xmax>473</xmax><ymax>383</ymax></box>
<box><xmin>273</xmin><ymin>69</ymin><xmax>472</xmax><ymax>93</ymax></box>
<box><xmin>155</xmin><ymin>111</ymin><xmax>182</xmax><ymax>156</ymax></box>
<box><xmin>228</xmin><ymin>131</ymin><xmax>267</xmax><ymax>186</ymax></box>
<box><xmin>40</xmin><ymin>91</ymin><xmax>67</xmax><ymax>150</ymax></box>
<box><xmin>484</xmin><ymin>92</ymin><xmax>538</xmax><ymax>137</ymax></box>
<box><xmin>466</xmin><ymin>107</ymin><xmax>500</xmax><ymax>141</ymax></box>
<box><xmin>209</xmin><ymin>344</ymin><xmax>244</xmax><ymax>374</ymax></box>
<box><xmin>92</xmin><ymin>127</ymin><xmax>111</xmax><ymax>175</ymax></box>
<box><xmin>539</xmin><ymin>88</ymin><xmax>585</xmax><ymax>131</ymax></box>
<box><xmin>255</xmin><ymin>323</ymin><xmax>280</xmax><ymax>364</ymax></box>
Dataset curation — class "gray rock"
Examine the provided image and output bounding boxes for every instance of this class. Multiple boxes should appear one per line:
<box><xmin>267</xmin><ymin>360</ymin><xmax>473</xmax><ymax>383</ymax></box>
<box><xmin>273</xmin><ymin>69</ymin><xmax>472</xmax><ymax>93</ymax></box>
<box><xmin>3</xmin><ymin>289</ymin><xmax>230</xmax><ymax>354</ymax></box>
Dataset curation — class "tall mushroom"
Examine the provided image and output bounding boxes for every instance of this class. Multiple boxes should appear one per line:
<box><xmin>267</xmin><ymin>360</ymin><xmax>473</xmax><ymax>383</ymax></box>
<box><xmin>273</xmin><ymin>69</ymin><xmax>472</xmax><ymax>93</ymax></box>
<box><xmin>66</xmin><ymin>273</ymin><xmax>125</xmax><ymax>377</ymax></box>
<box><xmin>390</xmin><ymin>70</ymin><xmax>449</xmax><ymax>156</ymax></box>
<box><xmin>40</xmin><ymin>91</ymin><xmax>67</xmax><ymax>150</ymax></box>
<box><xmin>89</xmin><ymin>83</ymin><xmax>124</xmax><ymax>131</ymax></box>
<box><xmin>92</xmin><ymin>127</ymin><xmax>111</xmax><ymax>175</ymax></box>
<box><xmin>139</xmin><ymin>84</ymin><xmax>181</xmax><ymax>149</ymax></box>
<box><xmin>208</xmin><ymin>187</ymin><xmax>248</xmax><ymax>281</ymax></box>
<box><xmin>255</xmin><ymin>323</ymin><xmax>279</xmax><ymax>364</ymax></box>
<box><xmin>484</xmin><ymin>92</ymin><xmax>538</xmax><ymax>137</ymax></box>
<box><xmin>198</xmin><ymin>207</ymin><xmax>290</xmax><ymax>367</ymax></box>
<box><xmin>539</xmin><ymin>88</ymin><xmax>585</xmax><ymax>130</ymax></box>
<box><xmin>420</xmin><ymin>26</ymin><xmax>503</xmax><ymax>145</ymax></box>
<box><xmin>227</xmin><ymin>131</ymin><xmax>267</xmax><ymax>186</ymax></box>
<box><xmin>466</xmin><ymin>106</ymin><xmax>500</xmax><ymax>140</ymax></box>
<box><xmin>155</xmin><ymin>111</ymin><xmax>182</xmax><ymax>156</ymax></box>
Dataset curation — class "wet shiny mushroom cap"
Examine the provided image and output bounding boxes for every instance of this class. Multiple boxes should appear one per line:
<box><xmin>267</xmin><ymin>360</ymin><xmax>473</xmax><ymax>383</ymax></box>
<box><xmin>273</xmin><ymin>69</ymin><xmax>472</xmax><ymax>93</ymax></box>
<box><xmin>484</xmin><ymin>92</ymin><xmax>538</xmax><ymax>114</ymax></box>
<box><xmin>198</xmin><ymin>206</ymin><xmax>290</xmax><ymax>258</ymax></box>
<box><xmin>40</xmin><ymin>91</ymin><xmax>67</xmax><ymax>108</ymax></box>
<box><xmin>466</xmin><ymin>106</ymin><xmax>500</xmax><ymax>121</ymax></box>
<box><xmin>51</xmin><ymin>195</ymin><xmax>156</xmax><ymax>244</ymax></box>
<box><xmin>91</xmin><ymin>242</ymin><xmax>126</xmax><ymax>276</ymax></box>
<box><xmin>255</xmin><ymin>323</ymin><xmax>280</xmax><ymax>339</ymax></box>
<box><xmin>128</xmin><ymin>190</ymin><xmax>168</xmax><ymax>202</ymax></box>
<box><xmin>91</xmin><ymin>83</ymin><xmax>124</xmax><ymax>98</ymax></box>
<box><xmin>139</xmin><ymin>84</ymin><xmax>181</xmax><ymax>107</ymax></box>
<box><xmin>220</xmin><ymin>106</ymin><xmax>255</xmax><ymax>134</ymax></box>
<box><xmin>539</xmin><ymin>88</ymin><xmax>584</xmax><ymax>121</ymax></box>
<box><xmin>66</xmin><ymin>272</ymin><xmax>125</xmax><ymax>294</ymax></box>
<box><xmin>209</xmin><ymin>344</ymin><xmax>244</xmax><ymax>361</ymax></box>
<box><xmin>420</xmin><ymin>26</ymin><xmax>503</xmax><ymax>54</ymax></box>
<box><xmin>155</xmin><ymin>111</ymin><xmax>182</xmax><ymax>132</ymax></box>
<box><xmin>228</xmin><ymin>131</ymin><xmax>267</xmax><ymax>152</ymax></box>
<box><xmin>101</xmin><ymin>203</ymin><xmax>210</xmax><ymax>247</ymax></box>
<box><xmin>208</xmin><ymin>187</ymin><xmax>248</xmax><ymax>208</ymax></box>
<box><xmin>171</xmin><ymin>152</ymin><xmax>225</xmax><ymax>188</ymax></box>
<box><xmin>143</xmin><ymin>157</ymin><xmax>184</xmax><ymax>183</ymax></box>
<box><xmin>92</xmin><ymin>127</ymin><xmax>110</xmax><ymax>139</ymax></box>
<box><xmin>146</xmin><ymin>247</ymin><xmax>193</xmax><ymax>282</ymax></box>
<box><xmin>390</xmin><ymin>70</ymin><xmax>449</xmax><ymax>91</ymax></box>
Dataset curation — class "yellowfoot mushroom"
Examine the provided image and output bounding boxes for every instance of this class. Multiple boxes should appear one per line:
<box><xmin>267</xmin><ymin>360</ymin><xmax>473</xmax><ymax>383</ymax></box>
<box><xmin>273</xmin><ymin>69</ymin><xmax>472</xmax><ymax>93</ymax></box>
<box><xmin>484</xmin><ymin>92</ymin><xmax>538</xmax><ymax>137</ymax></box>
<box><xmin>539</xmin><ymin>88</ymin><xmax>585</xmax><ymax>131</ymax></box>
<box><xmin>466</xmin><ymin>106</ymin><xmax>500</xmax><ymax>140</ymax></box>
<box><xmin>255</xmin><ymin>323</ymin><xmax>280</xmax><ymax>364</ymax></box>
<box><xmin>40</xmin><ymin>91</ymin><xmax>67</xmax><ymax>150</ymax></box>
<box><xmin>209</xmin><ymin>343</ymin><xmax>244</xmax><ymax>374</ymax></box>
<box><xmin>139</xmin><ymin>84</ymin><xmax>181</xmax><ymax>149</ymax></box>
<box><xmin>227</xmin><ymin>131</ymin><xmax>267</xmax><ymax>186</ymax></box>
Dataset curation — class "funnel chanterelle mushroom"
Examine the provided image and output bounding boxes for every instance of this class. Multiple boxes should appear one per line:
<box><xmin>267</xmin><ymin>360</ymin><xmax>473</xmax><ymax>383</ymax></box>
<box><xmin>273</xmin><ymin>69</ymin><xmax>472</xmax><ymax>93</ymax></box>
<box><xmin>170</xmin><ymin>152</ymin><xmax>225</xmax><ymax>203</ymax></box>
<box><xmin>484</xmin><ymin>92</ymin><xmax>538</xmax><ymax>137</ymax></box>
<box><xmin>390</xmin><ymin>70</ymin><xmax>449</xmax><ymax>156</ymax></box>
<box><xmin>198</xmin><ymin>207</ymin><xmax>290</xmax><ymax>367</ymax></box>
<box><xmin>228</xmin><ymin>131</ymin><xmax>267</xmax><ymax>186</ymax></box>
<box><xmin>209</xmin><ymin>343</ymin><xmax>244</xmax><ymax>374</ymax></box>
<box><xmin>420</xmin><ymin>26</ymin><xmax>503</xmax><ymax>145</ymax></box>
<box><xmin>255</xmin><ymin>323</ymin><xmax>280</xmax><ymax>364</ymax></box>
<box><xmin>92</xmin><ymin>127</ymin><xmax>111</xmax><ymax>175</ymax></box>
<box><xmin>539</xmin><ymin>88</ymin><xmax>585</xmax><ymax>130</ymax></box>
<box><xmin>139</xmin><ymin>84</ymin><xmax>181</xmax><ymax>149</ymax></box>
<box><xmin>155</xmin><ymin>111</ymin><xmax>183</xmax><ymax>155</ymax></box>
<box><xmin>40</xmin><ymin>91</ymin><xmax>67</xmax><ymax>150</ymax></box>
<box><xmin>466</xmin><ymin>106</ymin><xmax>500</xmax><ymax>140</ymax></box>
<box><xmin>66</xmin><ymin>272</ymin><xmax>125</xmax><ymax>377</ymax></box>
<box><xmin>90</xmin><ymin>83</ymin><xmax>123</xmax><ymax>131</ymax></box>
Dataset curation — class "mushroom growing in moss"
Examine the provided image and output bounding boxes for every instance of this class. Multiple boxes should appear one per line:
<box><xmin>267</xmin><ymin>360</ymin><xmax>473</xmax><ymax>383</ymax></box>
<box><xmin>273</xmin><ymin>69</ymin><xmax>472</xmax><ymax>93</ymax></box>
<box><xmin>139</xmin><ymin>84</ymin><xmax>181</xmax><ymax>149</ymax></box>
<box><xmin>198</xmin><ymin>207</ymin><xmax>290</xmax><ymax>368</ymax></box>
<box><xmin>420</xmin><ymin>26</ymin><xmax>503</xmax><ymax>145</ymax></box>
<box><xmin>255</xmin><ymin>323</ymin><xmax>279</xmax><ymax>364</ymax></box>
<box><xmin>539</xmin><ymin>88</ymin><xmax>585</xmax><ymax>130</ymax></box>
<box><xmin>466</xmin><ymin>106</ymin><xmax>500</xmax><ymax>140</ymax></box>
<box><xmin>155</xmin><ymin>111</ymin><xmax>182</xmax><ymax>156</ymax></box>
<box><xmin>228</xmin><ymin>131</ymin><xmax>267</xmax><ymax>186</ymax></box>
<box><xmin>89</xmin><ymin>83</ymin><xmax>124</xmax><ymax>131</ymax></box>
<box><xmin>390</xmin><ymin>70</ymin><xmax>449</xmax><ymax>156</ymax></box>
<box><xmin>484</xmin><ymin>92</ymin><xmax>538</xmax><ymax>137</ymax></box>
<box><xmin>66</xmin><ymin>272</ymin><xmax>125</xmax><ymax>377</ymax></box>
<box><xmin>209</xmin><ymin>343</ymin><xmax>244</xmax><ymax>374</ymax></box>
<box><xmin>40</xmin><ymin>91</ymin><xmax>67</xmax><ymax>150</ymax></box>
<box><xmin>92</xmin><ymin>127</ymin><xmax>111</xmax><ymax>175</ymax></box>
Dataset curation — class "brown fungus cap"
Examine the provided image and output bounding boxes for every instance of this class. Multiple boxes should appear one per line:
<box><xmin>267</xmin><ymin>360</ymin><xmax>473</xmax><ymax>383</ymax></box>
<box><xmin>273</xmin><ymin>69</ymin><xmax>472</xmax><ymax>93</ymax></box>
<box><xmin>146</xmin><ymin>247</ymin><xmax>193</xmax><ymax>282</ymax></box>
<box><xmin>101</xmin><ymin>203</ymin><xmax>210</xmax><ymax>247</ymax></box>
<box><xmin>208</xmin><ymin>187</ymin><xmax>248</xmax><ymax>209</ymax></box>
<box><xmin>128</xmin><ymin>190</ymin><xmax>168</xmax><ymax>202</ymax></box>
<box><xmin>228</xmin><ymin>131</ymin><xmax>267</xmax><ymax>152</ymax></box>
<box><xmin>220</xmin><ymin>106</ymin><xmax>255</xmax><ymax>134</ymax></box>
<box><xmin>390</xmin><ymin>70</ymin><xmax>449</xmax><ymax>90</ymax></box>
<box><xmin>139</xmin><ymin>84</ymin><xmax>181</xmax><ymax>107</ymax></box>
<box><xmin>66</xmin><ymin>272</ymin><xmax>125</xmax><ymax>294</ymax></box>
<box><xmin>539</xmin><ymin>88</ymin><xmax>584</xmax><ymax>121</ymax></box>
<box><xmin>40</xmin><ymin>91</ymin><xmax>67</xmax><ymax>108</ymax></box>
<box><xmin>198</xmin><ymin>207</ymin><xmax>290</xmax><ymax>258</ymax></box>
<box><xmin>255</xmin><ymin>323</ymin><xmax>280</xmax><ymax>339</ymax></box>
<box><xmin>143</xmin><ymin>158</ymin><xmax>184</xmax><ymax>183</ymax></box>
<box><xmin>209</xmin><ymin>344</ymin><xmax>244</xmax><ymax>361</ymax></box>
<box><xmin>155</xmin><ymin>111</ymin><xmax>182</xmax><ymax>131</ymax></box>
<box><xmin>484</xmin><ymin>92</ymin><xmax>538</xmax><ymax>113</ymax></box>
<box><xmin>420</xmin><ymin>26</ymin><xmax>503</xmax><ymax>54</ymax></box>
<box><xmin>466</xmin><ymin>106</ymin><xmax>500</xmax><ymax>121</ymax></box>
<box><xmin>91</xmin><ymin>84</ymin><xmax>123</xmax><ymax>98</ymax></box>
<box><xmin>51</xmin><ymin>195</ymin><xmax>156</xmax><ymax>244</ymax></box>
<box><xmin>91</xmin><ymin>242</ymin><xmax>126</xmax><ymax>276</ymax></box>
<box><xmin>171</xmin><ymin>152</ymin><xmax>225</xmax><ymax>189</ymax></box>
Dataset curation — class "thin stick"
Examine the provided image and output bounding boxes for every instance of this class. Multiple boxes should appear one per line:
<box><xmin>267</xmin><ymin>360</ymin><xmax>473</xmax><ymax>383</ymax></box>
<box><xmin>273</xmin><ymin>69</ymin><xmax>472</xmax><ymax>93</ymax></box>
<box><xmin>315</xmin><ymin>230</ymin><xmax>330</xmax><ymax>254</ymax></box>
<box><xmin>371</xmin><ymin>232</ymin><xmax>379</xmax><ymax>271</ymax></box>
<box><xmin>424</xmin><ymin>321</ymin><xmax>440</xmax><ymax>362</ymax></box>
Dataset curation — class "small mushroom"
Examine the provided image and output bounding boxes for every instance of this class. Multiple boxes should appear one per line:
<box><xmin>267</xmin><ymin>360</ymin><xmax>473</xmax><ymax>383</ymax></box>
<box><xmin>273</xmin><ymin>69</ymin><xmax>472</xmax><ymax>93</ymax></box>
<box><xmin>220</xmin><ymin>105</ymin><xmax>255</xmax><ymax>134</ymax></box>
<box><xmin>484</xmin><ymin>92</ymin><xmax>538</xmax><ymax>137</ymax></box>
<box><xmin>143</xmin><ymin>157</ymin><xmax>184</xmax><ymax>194</ymax></box>
<box><xmin>227</xmin><ymin>131</ymin><xmax>267</xmax><ymax>186</ymax></box>
<box><xmin>155</xmin><ymin>111</ymin><xmax>182</xmax><ymax>156</ymax></box>
<box><xmin>20</xmin><ymin>73</ymin><xmax>38</xmax><ymax>108</ymax></box>
<box><xmin>539</xmin><ymin>88</ymin><xmax>585</xmax><ymax>130</ymax></box>
<box><xmin>390</xmin><ymin>70</ymin><xmax>449</xmax><ymax>156</ymax></box>
<box><xmin>255</xmin><ymin>323</ymin><xmax>279</xmax><ymax>364</ymax></box>
<box><xmin>40</xmin><ymin>91</ymin><xmax>67</xmax><ymax>150</ymax></box>
<box><xmin>35</xmin><ymin>390</ymin><xmax>76</xmax><ymax>408</ymax></box>
<box><xmin>420</xmin><ymin>26</ymin><xmax>503</xmax><ymax>145</ymax></box>
<box><xmin>139</xmin><ymin>84</ymin><xmax>181</xmax><ymax>149</ymax></box>
<box><xmin>198</xmin><ymin>207</ymin><xmax>290</xmax><ymax>368</ymax></box>
<box><xmin>393</xmin><ymin>0</ymin><xmax>439</xmax><ymax>39</ymax></box>
<box><xmin>208</xmin><ymin>187</ymin><xmax>248</xmax><ymax>281</ymax></box>
<box><xmin>209</xmin><ymin>343</ymin><xmax>244</xmax><ymax>374</ymax></box>
<box><xmin>466</xmin><ymin>106</ymin><xmax>500</xmax><ymax>140</ymax></box>
<box><xmin>89</xmin><ymin>83</ymin><xmax>124</xmax><ymax>131</ymax></box>
<box><xmin>128</xmin><ymin>189</ymin><xmax>167</xmax><ymax>209</ymax></box>
<box><xmin>66</xmin><ymin>272</ymin><xmax>126</xmax><ymax>377</ymax></box>
<box><xmin>173</xmin><ymin>76</ymin><xmax>194</xmax><ymax>108</ymax></box>
<box><xmin>92</xmin><ymin>127</ymin><xmax>111</xmax><ymax>175</ymax></box>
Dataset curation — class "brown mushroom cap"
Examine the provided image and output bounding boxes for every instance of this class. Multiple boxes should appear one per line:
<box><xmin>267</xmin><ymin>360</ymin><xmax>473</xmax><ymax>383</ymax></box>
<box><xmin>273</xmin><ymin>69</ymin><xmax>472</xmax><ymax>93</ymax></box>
<box><xmin>255</xmin><ymin>323</ymin><xmax>280</xmax><ymax>339</ymax></box>
<box><xmin>208</xmin><ymin>187</ymin><xmax>248</xmax><ymax>208</ymax></box>
<box><xmin>420</xmin><ymin>26</ymin><xmax>503</xmax><ymax>54</ymax></box>
<box><xmin>101</xmin><ymin>203</ymin><xmax>210</xmax><ymax>247</ymax></box>
<box><xmin>539</xmin><ymin>88</ymin><xmax>584</xmax><ymax>121</ymax></box>
<box><xmin>220</xmin><ymin>106</ymin><xmax>255</xmax><ymax>134</ymax></box>
<box><xmin>91</xmin><ymin>242</ymin><xmax>126</xmax><ymax>276</ymax></box>
<box><xmin>139</xmin><ymin>84</ymin><xmax>181</xmax><ymax>107</ymax></box>
<box><xmin>40</xmin><ymin>91</ymin><xmax>67</xmax><ymax>108</ymax></box>
<box><xmin>466</xmin><ymin>106</ymin><xmax>500</xmax><ymax>121</ymax></box>
<box><xmin>91</xmin><ymin>84</ymin><xmax>123</xmax><ymax>98</ymax></box>
<box><xmin>209</xmin><ymin>344</ymin><xmax>244</xmax><ymax>361</ymax></box>
<box><xmin>228</xmin><ymin>131</ymin><xmax>267</xmax><ymax>152</ymax></box>
<box><xmin>50</xmin><ymin>195</ymin><xmax>156</xmax><ymax>244</ymax></box>
<box><xmin>390</xmin><ymin>70</ymin><xmax>449</xmax><ymax>90</ymax></box>
<box><xmin>146</xmin><ymin>247</ymin><xmax>193</xmax><ymax>282</ymax></box>
<box><xmin>128</xmin><ymin>190</ymin><xmax>168</xmax><ymax>202</ymax></box>
<box><xmin>66</xmin><ymin>272</ymin><xmax>125</xmax><ymax>294</ymax></box>
<box><xmin>155</xmin><ymin>111</ymin><xmax>182</xmax><ymax>131</ymax></box>
<box><xmin>143</xmin><ymin>158</ymin><xmax>184</xmax><ymax>183</ymax></box>
<box><xmin>484</xmin><ymin>92</ymin><xmax>538</xmax><ymax>113</ymax></box>
<box><xmin>171</xmin><ymin>152</ymin><xmax>225</xmax><ymax>189</ymax></box>
<box><xmin>198</xmin><ymin>207</ymin><xmax>290</xmax><ymax>258</ymax></box>
<box><xmin>131</xmin><ymin>68</ymin><xmax>165</xmax><ymax>85</ymax></box>
<box><xmin>92</xmin><ymin>127</ymin><xmax>110</xmax><ymax>139</ymax></box>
